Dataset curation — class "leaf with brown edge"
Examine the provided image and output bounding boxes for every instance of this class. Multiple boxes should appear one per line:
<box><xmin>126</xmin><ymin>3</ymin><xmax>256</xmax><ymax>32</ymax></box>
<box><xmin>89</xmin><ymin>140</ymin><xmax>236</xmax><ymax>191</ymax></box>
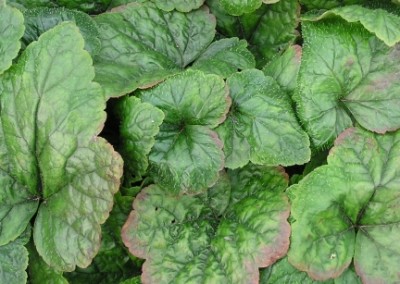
<box><xmin>122</xmin><ymin>165</ymin><xmax>290</xmax><ymax>284</ymax></box>
<box><xmin>288</xmin><ymin>127</ymin><xmax>400</xmax><ymax>283</ymax></box>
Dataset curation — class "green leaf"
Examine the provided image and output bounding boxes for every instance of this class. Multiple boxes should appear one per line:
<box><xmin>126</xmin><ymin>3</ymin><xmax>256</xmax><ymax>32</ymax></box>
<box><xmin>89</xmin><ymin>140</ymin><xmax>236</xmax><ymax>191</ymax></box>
<box><xmin>0</xmin><ymin>3</ymin><xmax>24</xmax><ymax>75</ymax></box>
<box><xmin>288</xmin><ymin>127</ymin><xmax>400</xmax><ymax>282</ymax></box>
<box><xmin>216</xmin><ymin>69</ymin><xmax>310</xmax><ymax>169</ymax></box>
<box><xmin>0</xmin><ymin>22</ymin><xmax>123</xmax><ymax>271</ymax></box>
<box><xmin>207</xmin><ymin>0</ymin><xmax>300</xmax><ymax>66</ymax></box>
<box><xmin>139</xmin><ymin>70</ymin><xmax>229</xmax><ymax>193</ymax></box>
<box><xmin>119</xmin><ymin>277</ymin><xmax>141</xmax><ymax>284</ymax></box>
<box><xmin>27</xmin><ymin>242</ymin><xmax>68</xmax><ymax>284</ymax></box>
<box><xmin>220</xmin><ymin>0</ymin><xmax>263</xmax><ymax>16</ymax></box>
<box><xmin>151</xmin><ymin>0</ymin><xmax>204</xmax><ymax>12</ymax></box>
<box><xmin>22</xmin><ymin>7</ymin><xmax>101</xmax><ymax>56</ymax></box>
<box><xmin>294</xmin><ymin>20</ymin><xmax>400</xmax><ymax>148</ymax></box>
<box><xmin>263</xmin><ymin>45</ymin><xmax>302</xmax><ymax>94</ymax></box>
<box><xmin>122</xmin><ymin>165</ymin><xmax>290</xmax><ymax>284</ymax></box>
<box><xmin>303</xmin><ymin>5</ymin><xmax>400</xmax><ymax>46</ymax></box>
<box><xmin>299</xmin><ymin>0</ymin><xmax>363</xmax><ymax>10</ymax></box>
<box><xmin>64</xmin><ymin>193</ymin><xmax>140</xmax><ymax>283</ymax></box>
<box><xmin>0</xmin><ymin>225</ymin><xmax>30</xmax><ymax>284</ymax></box>
<box><xmin>93</xmin><ymin>2</ymin><xmax>216</xmax><ymax>97</ymax></box>
<box><xmin>191</xmin><ymin>38</ymin><xmax>256</xmax><ymax>77</ymax></box>
<box><xmin>8</xmin><ymin>0</ymin><xmax>111</xmax><ymax>13</ymax></box>
<box><xmin>261</xmin><ymin>256</ymin><xmax>361</xmax><ymax>283</ymax></box>
<box><xmin>118</xmin><ymin>97</ymin><xmax>164</xmax><ymax>179</ymax></box>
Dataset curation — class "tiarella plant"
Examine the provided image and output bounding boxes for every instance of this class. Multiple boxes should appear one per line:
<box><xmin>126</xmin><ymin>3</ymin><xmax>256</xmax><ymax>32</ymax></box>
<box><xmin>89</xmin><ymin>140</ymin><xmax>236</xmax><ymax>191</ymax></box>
<box><xmin>0</xmin><ymin>0</ymin><xmax>400</xmax><ymax>283</ymax></box>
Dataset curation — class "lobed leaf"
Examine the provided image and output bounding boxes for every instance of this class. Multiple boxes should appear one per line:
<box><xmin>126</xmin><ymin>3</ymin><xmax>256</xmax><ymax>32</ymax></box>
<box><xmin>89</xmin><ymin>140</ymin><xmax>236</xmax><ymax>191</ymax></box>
<box><xmin>118</xmin><ymin>96</ymin><xmax>164</xmax><ymax>179</ymax></box>
<box><xmin>289</xmin><ymin>127</ymin><xmax>400</xmax><ymax>282</ymax></box>
<box><xmin>216</xmin><ymin>69</ymin><xmax>310</xmax><ymax>169</ymax></box>
<box><xmin>122</xmin><ymin>165</ymin><xmax>290</xmax><ymax>284</ymax></box>
<box><xmin>0</xmin><ymin>22</ymin><xmax>123</xmax><ymax>271</ymax></box>
<box><xmin>294</xmin><ymin>20</ymin><xmax>400</xmax><ymax>148</ymax></box>
<box><xmin>139</xmin><ymin>70</ymin><xmax>230</xmax><ymax>193</ymax></box>
<box><xmin>0</xmin><ymin>3</ymin><xmax>24</xmax><ymax>75</ymax></box>
<box><xmin>93</xmin><ymin>2</ymin><xmax>215</xmax><ymax>97</ymax></box>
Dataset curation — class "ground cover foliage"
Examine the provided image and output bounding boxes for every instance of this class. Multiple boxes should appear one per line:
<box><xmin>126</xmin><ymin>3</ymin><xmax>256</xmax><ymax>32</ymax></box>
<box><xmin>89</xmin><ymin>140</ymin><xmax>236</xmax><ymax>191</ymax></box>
<box><xmin>1</xmin><ymin>0</ymin><xmax>400</xmax><ymax>283</ymax></box>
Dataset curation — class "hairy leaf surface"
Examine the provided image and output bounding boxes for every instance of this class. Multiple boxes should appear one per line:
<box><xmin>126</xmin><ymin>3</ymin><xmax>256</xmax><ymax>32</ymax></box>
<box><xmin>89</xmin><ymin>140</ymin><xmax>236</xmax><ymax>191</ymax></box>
<box><xmin>0</xmin><ymin>22</ymin><xmax>123</xmax><ymax>271</ymax></box>
<box><xmin>118</xmin><ymin>97</ymin><xmax>164</xmax><ymax>179</ymax></box>
<box><xmin>22</xmin><ymin>7</ymin><xmax>101</xmax><ymax>56</ymax></box>
<box><xmin>216</xmin><ymin>69</ymin><xmax>310</xmax><ymax>169</ymax></box>
<box><xmin>303</xmin><ymin>5</ymin><xmax>400</xmax><ymax>46</ymax></box>
<box><xmin>0</xmin><ymin>3</ymin><xmax>24</xmax><ymax>75</ymax></box>
<box><xmin>93</xmin><ymin>3</ymin><xmax>215</xmax><ymax>97</ymax></box>
<box><xmin>139</xmin><ymin>70</ymin><xmax>229</xmax><ymax>193</ymax></box>
<box><xmin>122</xmin><ymin>165</ymin><xmax>290</xmax><ymax>284</ymax></box>
<box><xmin>289</xmin><ymin>127</ymin><xmax>400</xmax><ymax>282</ymax></box>
<box><xmin>295</xmin><ymin>20</ymin><xmax>400</xmax><ymax>148</ymax></box>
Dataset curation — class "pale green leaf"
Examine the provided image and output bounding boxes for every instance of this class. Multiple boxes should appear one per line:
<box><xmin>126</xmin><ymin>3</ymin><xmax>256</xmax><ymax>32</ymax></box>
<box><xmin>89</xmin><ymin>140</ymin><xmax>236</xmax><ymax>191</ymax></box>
<box><xmin>294</xmin><ymin>20</ymin><xmax>400</xmax><ymax>148</ymax></box>
<box><xmin>0</xmin><ymin>3</ymin><xmax>24</xmax><ymax>74</ymax></box>
<box><xmin>93</xmin><ymin>2</ymin><xmax>216</xmax><ymax>97</ymax></box>
<box><xmin>122</xmin><ymin>165</ymin><xmax>290</xmax><ymax>284</ymax></box>
<box><xmin>288</xmin><ymin>127</ymin><xmax>400</xmax><ymax>282</ymax></box>
<box><xmin>299</xmin><ymin>0</ymin><xmax>363</xmax><ymax>9</ymax></box>
<box><xmin>216</xmin><ymin>69</ymin><xmax>310</xmax><ymax>169</ymax></box>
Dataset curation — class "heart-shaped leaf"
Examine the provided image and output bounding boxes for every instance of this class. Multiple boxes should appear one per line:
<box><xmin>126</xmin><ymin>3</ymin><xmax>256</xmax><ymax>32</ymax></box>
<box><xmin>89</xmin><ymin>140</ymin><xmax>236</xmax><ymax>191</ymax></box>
<box><xmin>139</xmin><ymin>70</ymin><xmax>230</xmax><ymax>194</ymax></box>
<box><xmin>0</xmin><ymin>3</ymin><xmax>24</xmax><ymax>75</ymax></box>
<box><xmin>294</xmin><ymin>20</ymin><xmax>400</xmax><ymax>148</ymax></box>
<box><xmin>122</xmin><ymin>165</ymin><xmax>290</xmax><ymax>284</ymax></box>
<box><xmin>288</xmin><ymin>127</ymin><xmax>400</xmax><ymax>283</ymax></box>
<box><xmin>216</xmin><ymin>69</ymin><xmax>310</xmax><ymax>169</ymax></box>
<box><xmin>0</xmin><ymin>22</ymin><xmax>123</xmax><ymax>271</ymax></box>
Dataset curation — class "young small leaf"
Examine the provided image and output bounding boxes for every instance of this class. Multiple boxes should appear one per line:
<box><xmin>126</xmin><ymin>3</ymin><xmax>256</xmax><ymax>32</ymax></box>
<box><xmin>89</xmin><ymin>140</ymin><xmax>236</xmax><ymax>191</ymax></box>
<box><xmin>289</xmin><ymin>127</ymin><xmax>400</xmax><ymax>282</ymax></box>
<box><xmin>93</xmin><ymin>2</ymin><xmax>216</xmax><ymax>97</ymax></box>
<box><xmin>122</xmin><ymin>165</ymin><xmax>290</xmax><ymax>284</ymax></box>
<box><xmin>216</xmin><ymin>69</ymin><xmax>310</xmax><ymax>169</ymax></box>
<box><xmin>0</xmin><ymin>3</ymin><xmax>24</xmax><ymax>75</ymax></box>
<box><xmin>139</xmin><ymin>70</ymin><xmax>229</xmax><ymax>193</ymax></box>
<box><xmin>263</xmin><ymin>45</ymin><xmax>302</xmax><ymax>94</ymax></box>
<box><xmin>295</xmin><ymin>20</ymin><xmax>400</xmax><ymax>148</ymax></box>
<box><xmin>118</xmin><ymin>97</ymin><xmax>164</xmax><ymax>179</ymax></box>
